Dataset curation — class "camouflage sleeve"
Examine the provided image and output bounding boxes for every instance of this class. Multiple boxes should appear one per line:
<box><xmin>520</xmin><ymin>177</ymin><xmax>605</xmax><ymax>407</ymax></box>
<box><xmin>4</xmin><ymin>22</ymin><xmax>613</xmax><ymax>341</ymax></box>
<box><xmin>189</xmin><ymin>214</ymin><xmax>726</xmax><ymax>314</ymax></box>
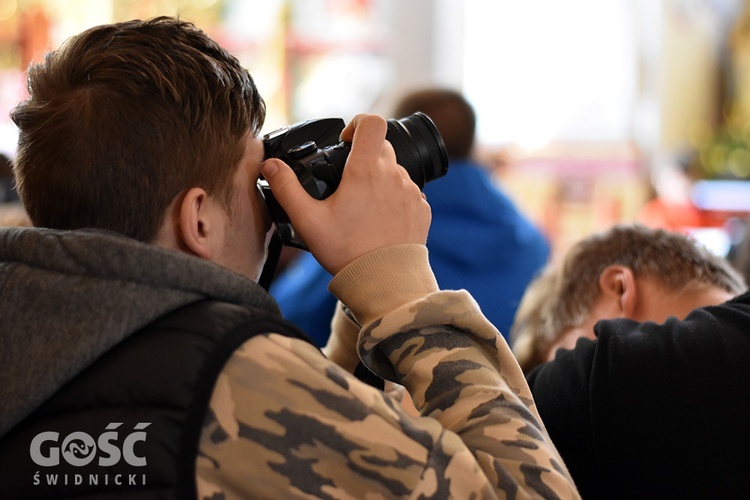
<box><xmin>196</xmin><ymin>245</ymin><xmax>580</xmax><ymax>499</ymax></box>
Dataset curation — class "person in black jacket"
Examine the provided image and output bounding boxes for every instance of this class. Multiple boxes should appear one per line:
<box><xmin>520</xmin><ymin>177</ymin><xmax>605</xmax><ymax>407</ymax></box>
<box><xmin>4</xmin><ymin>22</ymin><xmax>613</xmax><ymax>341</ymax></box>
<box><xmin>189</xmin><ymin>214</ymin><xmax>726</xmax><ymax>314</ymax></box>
<box><xmin>522</xmin><ymin>224</ymin><xmax>750</xmax><ymax>498</ymax></box>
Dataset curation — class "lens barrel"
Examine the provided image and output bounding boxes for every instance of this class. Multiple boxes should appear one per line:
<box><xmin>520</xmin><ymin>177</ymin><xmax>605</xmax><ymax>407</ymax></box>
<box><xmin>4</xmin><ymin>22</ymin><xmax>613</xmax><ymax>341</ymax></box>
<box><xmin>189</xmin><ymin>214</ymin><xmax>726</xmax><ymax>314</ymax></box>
<box><xmin>386</xmin><ymin>112</ymin><xmax>448</xmax><ymax>188</ymax></box>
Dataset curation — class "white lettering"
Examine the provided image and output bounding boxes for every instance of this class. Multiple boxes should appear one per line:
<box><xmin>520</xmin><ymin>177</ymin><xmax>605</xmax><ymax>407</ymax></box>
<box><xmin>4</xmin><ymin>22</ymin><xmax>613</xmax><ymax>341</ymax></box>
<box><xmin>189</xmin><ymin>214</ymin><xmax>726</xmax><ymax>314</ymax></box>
<box><xmin>123</xmin><ymin>423</ymin><xmax>150</xmax><ymax>467</ymax></box>
<box><xmin>30</xmin><ymin>431</ymin><xmax>59</xmax><ymax>467</ymax></box>
<box><xmin>61</xmin><ymin>432</ymin><xmax>96</xmax><ymax>467</ymax></box>
<box><xmin>29</xmin><ymin>422</ymin><xmax>151</xmax><ymax>468</ymax></box>
<box><xmin>97</xmin><ymin>423</ymin><xmax>122</xmax><ymax>467</ymax></box>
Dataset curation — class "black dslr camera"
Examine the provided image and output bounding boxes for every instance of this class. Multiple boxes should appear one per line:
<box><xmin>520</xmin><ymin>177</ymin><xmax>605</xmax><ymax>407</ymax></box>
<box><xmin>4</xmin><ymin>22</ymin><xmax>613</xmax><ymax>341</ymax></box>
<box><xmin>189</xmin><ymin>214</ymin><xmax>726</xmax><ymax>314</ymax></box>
<box><xmin>259</xmin><ymin>112</ymin><xmax>449</xmax><ymax>249</ymax></box>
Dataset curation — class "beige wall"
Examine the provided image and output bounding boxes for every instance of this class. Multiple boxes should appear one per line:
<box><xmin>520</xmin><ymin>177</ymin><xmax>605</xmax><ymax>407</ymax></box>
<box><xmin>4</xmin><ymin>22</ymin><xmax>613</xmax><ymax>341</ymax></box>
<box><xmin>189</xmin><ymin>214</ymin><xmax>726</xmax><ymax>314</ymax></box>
<box><xmin>658</xmin><ymin>0</ymin><xmax>739</xmax><ymax>153</ymax></box>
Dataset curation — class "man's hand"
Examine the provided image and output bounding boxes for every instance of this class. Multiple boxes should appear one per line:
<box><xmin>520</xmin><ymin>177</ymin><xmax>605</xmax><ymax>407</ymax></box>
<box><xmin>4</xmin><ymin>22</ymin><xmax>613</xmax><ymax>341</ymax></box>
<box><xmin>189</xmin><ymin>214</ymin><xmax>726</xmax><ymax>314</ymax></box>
<box><xmin>261</xmin><ymin>114</ymin><xmax>431</xmax><ymax>275</ymax></box>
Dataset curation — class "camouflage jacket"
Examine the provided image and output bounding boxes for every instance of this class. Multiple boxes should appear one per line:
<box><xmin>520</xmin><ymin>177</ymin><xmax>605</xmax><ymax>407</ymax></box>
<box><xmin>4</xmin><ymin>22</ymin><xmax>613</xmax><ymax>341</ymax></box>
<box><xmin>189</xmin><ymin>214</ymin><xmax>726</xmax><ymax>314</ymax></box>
<box><xmin>196</xmin><ymin>245</ymin><xmax>579</xmax><ymax>499</ymax></box>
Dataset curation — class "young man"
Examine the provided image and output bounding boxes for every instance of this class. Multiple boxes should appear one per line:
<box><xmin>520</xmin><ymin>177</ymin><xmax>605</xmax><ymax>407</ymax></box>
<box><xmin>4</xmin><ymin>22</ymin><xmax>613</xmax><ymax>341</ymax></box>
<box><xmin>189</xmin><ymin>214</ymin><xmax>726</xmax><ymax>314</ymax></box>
<box><xmin>0</xmin><ymin>17</ymin><xmax>577</xmax><ymax>498</ymax></box>
<box><xmin>271</xmin><ymin>87</ymin><xmax>550</xmax><ymax>345</ymax></box>
<box><xmin>511</xmin><ymin>223</ymin><xmax>746</xmax><ymax>373</ymax></box>
<box><xmin>518</xmin><ymin>224</ymin><xmax>750</xmax><ymax>498</ymax></box>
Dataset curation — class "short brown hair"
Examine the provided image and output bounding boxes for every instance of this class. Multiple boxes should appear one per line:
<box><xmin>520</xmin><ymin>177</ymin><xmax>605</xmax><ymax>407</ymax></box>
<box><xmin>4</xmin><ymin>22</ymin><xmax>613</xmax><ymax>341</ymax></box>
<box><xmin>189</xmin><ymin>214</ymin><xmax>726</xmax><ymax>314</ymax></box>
<box><xmin>392</xmin><ymin>88</ymin><xmax>476</xmax><ymax>159</ymax></box>
<box><xmin>11</xmin><ymin>16</ymin><xmax>265</xmax><ymax>242</ymax></box>
<box><xmin>511</xmin><ymin>223</ymin><xmax>747</xmax><ymax>373</ymax></box>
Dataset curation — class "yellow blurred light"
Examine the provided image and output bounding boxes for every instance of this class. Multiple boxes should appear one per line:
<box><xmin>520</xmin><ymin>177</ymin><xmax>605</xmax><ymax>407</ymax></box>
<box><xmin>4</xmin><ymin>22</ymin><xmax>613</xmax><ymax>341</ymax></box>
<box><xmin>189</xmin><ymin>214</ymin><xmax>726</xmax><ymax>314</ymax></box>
<box><xmin>0</xmin><ymin>0</ymin><xmax>17</xmax><ymax>22</ymax></box>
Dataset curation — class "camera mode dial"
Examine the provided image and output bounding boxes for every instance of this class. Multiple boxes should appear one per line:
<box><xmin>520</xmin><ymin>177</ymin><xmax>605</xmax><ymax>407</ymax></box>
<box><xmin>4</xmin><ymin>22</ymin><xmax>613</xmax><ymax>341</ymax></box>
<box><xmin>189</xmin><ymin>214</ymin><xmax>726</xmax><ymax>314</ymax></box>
<box><xmin>286</xmin><ymin>141</ymin><xmax>317</xmax><ymax>160</ymax></box>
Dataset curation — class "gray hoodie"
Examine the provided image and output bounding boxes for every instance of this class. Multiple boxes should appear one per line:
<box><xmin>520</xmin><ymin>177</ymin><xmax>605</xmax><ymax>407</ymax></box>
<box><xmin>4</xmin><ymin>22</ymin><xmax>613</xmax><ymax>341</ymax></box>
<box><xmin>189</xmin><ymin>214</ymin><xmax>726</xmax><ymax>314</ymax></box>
<box><xmin>0</xmin><ymin>226</ymin><xmax>280</xmax><ymax>438</ymax></box>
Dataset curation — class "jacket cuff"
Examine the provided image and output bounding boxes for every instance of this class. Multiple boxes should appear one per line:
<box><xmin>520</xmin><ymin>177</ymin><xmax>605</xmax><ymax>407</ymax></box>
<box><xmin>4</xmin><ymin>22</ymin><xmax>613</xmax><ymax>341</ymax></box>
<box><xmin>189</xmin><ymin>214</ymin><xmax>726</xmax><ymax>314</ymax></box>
<box><xmin>328</xmin><ymin>244</ymin><xmax>439</xmax><ymax>327</ymax></box>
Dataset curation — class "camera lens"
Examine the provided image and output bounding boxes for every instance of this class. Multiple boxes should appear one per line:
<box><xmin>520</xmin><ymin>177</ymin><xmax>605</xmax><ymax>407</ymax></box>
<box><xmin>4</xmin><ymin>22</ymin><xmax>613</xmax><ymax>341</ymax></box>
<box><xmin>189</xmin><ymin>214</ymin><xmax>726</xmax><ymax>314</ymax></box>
<box><xmin>386</xmin><ymin>112</ymin><xmax>449</xmax><ymax>188</ymax></box>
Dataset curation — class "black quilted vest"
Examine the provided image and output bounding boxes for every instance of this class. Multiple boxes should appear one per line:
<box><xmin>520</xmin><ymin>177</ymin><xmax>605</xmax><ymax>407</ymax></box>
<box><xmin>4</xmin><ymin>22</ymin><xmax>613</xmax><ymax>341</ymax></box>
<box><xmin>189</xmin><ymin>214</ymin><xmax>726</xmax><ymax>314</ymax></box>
<box><xmin>0</xmin><ymin>299</ymin><xmax>313</xmax><ymax>499</ymax></box>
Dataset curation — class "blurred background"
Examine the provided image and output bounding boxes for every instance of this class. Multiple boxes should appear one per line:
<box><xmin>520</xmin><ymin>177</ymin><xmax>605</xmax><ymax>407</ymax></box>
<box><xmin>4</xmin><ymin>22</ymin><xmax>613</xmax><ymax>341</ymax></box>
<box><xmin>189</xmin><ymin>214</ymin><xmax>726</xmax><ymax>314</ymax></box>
<box><xmin>2</xmin><ymin>0</ymin><xmax>750</xmax><ymax>263</ymax></box>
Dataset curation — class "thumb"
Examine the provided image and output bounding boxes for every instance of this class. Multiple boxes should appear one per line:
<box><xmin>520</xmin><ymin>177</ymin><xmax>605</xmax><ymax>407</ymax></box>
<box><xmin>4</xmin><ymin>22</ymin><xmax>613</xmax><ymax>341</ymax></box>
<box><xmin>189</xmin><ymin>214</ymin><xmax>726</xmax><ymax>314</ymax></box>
<box><xmin>261</xmin><ymin>158</ymin><xmax>313</xmax><ymax>222</ymax></box>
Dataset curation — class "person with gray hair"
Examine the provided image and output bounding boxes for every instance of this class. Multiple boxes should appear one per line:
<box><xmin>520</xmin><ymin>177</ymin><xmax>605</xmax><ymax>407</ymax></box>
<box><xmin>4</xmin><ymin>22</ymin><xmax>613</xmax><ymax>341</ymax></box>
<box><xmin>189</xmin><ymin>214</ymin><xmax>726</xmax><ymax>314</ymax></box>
<box><xmin>511</xmin><ymin>223</ymin><xmax>746</xmax><ymax>373</ymax></box>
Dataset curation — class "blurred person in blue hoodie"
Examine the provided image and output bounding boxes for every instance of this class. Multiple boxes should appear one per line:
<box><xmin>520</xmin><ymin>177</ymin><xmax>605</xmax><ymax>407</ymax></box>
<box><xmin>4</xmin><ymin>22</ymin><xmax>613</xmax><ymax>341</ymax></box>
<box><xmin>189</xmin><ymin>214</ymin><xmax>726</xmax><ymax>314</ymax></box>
<box><xmin>271</xmin><ymin>88</ymin><xmax>550</xmax><ymax>345</ymax></box>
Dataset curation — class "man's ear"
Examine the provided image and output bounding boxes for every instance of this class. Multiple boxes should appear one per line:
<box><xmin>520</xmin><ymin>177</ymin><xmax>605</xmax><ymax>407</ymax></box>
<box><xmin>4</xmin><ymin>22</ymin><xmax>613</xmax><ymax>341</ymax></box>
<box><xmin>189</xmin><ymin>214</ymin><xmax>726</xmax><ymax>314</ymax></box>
<box><xmin>178</xmin><ymin>187</ymin><xmax>213</xmax><ymax>259</ymax></box>
<box><xmin>598</xmin><ymin>265</ymin><xmax>638</xmax><ymax>318</ymax></box>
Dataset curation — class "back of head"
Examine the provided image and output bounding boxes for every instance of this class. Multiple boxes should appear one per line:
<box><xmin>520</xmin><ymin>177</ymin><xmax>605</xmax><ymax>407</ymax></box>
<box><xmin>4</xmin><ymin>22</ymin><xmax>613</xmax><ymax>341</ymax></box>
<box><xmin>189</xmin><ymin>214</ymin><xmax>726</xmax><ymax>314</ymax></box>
<box><xmin>392</xmin><ymin>88</ymin><xmax>476</xmax><ymax>160</ymax></box>
<box><xmin>511</xmin><ymin>223</ymin><xmax>747</xmax><ymax>373</ymax></box>
<box><xmin>11</xmin><ymin>16</ymin><xmax>266</xmax><ymax>242</ymax></box>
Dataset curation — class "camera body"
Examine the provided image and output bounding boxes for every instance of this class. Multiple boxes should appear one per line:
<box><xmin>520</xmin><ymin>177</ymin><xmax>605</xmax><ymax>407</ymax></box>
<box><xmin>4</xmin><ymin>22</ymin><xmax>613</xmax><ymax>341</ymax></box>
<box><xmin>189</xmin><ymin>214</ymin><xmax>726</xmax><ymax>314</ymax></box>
<box><xmin>259</xmin><ymin>112</ymin><xmax>448</xmax><ymax>249</ymax></box>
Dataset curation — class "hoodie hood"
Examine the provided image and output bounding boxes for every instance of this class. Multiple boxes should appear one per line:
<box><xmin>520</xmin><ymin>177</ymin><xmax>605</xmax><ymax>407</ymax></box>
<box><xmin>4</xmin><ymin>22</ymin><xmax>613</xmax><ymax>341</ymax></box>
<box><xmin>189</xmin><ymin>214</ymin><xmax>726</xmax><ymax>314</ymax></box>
<box><xmin>0</xmin><ymin>226</ymin><xmax>279</xmax><ymax>438</ymax></box>
<box><xmin>423</xmin><ymin>159</ymin><xmax>549</xmax><ymax>271</ymax></box>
